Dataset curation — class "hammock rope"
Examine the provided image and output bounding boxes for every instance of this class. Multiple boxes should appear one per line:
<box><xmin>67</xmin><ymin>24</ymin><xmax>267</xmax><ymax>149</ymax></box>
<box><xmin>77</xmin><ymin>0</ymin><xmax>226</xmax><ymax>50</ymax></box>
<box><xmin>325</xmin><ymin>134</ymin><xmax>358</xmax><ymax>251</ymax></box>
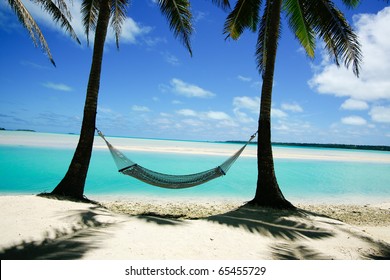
<box><xmin>96</xmin><ymin>128</ymin><xmax>257</xmax><ymax>189</ymax></box>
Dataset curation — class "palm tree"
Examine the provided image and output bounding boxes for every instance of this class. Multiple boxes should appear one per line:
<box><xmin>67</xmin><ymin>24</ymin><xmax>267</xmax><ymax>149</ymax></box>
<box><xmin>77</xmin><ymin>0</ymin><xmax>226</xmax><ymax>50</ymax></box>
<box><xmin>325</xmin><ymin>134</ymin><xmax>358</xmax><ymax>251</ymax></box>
<box><xmin>224</xmin><ymin>0</ymin><xmax>364</xmax><ymax>209</ymax></box>
<box><xmin>51</xmin><ymin>0</ymin><xmax>231</xmax><ymax>200</ymax></box>
<box><xmin>6</xmin><ymin>0</ymin><xmax>80</xmax><ymax>66</ymax></box>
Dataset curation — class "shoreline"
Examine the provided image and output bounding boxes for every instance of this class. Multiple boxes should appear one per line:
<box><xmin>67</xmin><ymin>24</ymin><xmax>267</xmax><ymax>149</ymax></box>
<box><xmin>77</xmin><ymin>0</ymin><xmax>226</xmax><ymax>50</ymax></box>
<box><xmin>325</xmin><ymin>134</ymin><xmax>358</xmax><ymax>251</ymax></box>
<box><xmin>2</xmin><ymin>192</ymin><xmax>390</xmax><ymax>207</ymax></box>
<box><xmin>0</xmin><ymin>195</ymin><xmax>389</xmax><ymax>260</ymax></box>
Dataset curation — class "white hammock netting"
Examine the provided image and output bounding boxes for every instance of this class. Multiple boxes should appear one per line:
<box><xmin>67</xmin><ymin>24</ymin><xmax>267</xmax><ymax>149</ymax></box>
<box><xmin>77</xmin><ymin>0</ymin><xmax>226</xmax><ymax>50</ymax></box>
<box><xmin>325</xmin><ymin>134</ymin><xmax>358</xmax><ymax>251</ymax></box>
<box><xmin>97</xmin><ymin>129</ymin><xmax>256</xmax><ymax>189</ymax></box>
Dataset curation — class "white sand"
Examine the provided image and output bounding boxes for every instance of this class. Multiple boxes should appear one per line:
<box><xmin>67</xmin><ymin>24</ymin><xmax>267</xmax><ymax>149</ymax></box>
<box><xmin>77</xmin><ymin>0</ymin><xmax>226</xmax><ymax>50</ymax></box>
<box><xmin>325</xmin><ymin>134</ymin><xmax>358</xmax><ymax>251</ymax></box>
<box><xmin>1</xmin><ymin>131</ymin><xmax>390</xmax><ymax>163</ymax></box>
<box><xmin>0</xmin><ymin>195</ymin><xmax>389</xmax><ymax>260</ymax></box>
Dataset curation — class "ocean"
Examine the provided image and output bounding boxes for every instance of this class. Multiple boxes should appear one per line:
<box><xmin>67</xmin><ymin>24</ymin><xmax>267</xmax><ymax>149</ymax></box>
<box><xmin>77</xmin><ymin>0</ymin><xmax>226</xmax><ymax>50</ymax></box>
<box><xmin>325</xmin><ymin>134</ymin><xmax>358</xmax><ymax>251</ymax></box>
<box><xmin>0</xmin><ymin>131</ymin><xmax>390</xmax><ymax>204</ymax></box>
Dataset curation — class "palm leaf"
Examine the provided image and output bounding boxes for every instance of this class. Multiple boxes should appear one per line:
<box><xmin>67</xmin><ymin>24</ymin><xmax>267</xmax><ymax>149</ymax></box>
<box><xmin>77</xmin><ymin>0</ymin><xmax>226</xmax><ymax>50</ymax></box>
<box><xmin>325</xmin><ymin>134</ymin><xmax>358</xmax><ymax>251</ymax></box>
<box><xmin>224</xmin><ymin>0</ymin><xmax>262</xmax><ymax>39</ymax></box>
<box><xmin>7</xmin><ymin>0</ymin><xmax>55</xmax><ymax>65</ymax></box>
<box><xmin>35</xmin><ymin>0</ymin><xmax>80</xmax><ymax>44</ymax></box>
<box><xmin>283</xmin><ymin>0</ymin><xmax>315</xmax><ymax>58</ymax></box>
<box><xmin>110</xmin><ymin>0</ymin><xmax>128</xmax><ymax>49</ymax></box>
<box><xmin>340</xmin><ymin>0</ymin><xmax>360</xmax><ymax>8</ymax></box>
<box><xmin>52</xmin><ymin>0</ymin><xmax>72</xmax><ymax>19</ymax></box>
<box><xmin>81</xmin><ymin>0</ymin><xmax>100</xmax><ymax>46</ymax></box>
<box><xmin>304</xmin><ymin>0</ymin><xmax>362</xmax><ymax>76</ymax></box>
<box><xmin>211</xmin><ymin>0</ymin><xmax>231</xmax><ymax>10</ymax></box>
<box><xmin>158</xmin><ymin>0</ymin><xmax>193</xmax><ymax>56</ymax></box>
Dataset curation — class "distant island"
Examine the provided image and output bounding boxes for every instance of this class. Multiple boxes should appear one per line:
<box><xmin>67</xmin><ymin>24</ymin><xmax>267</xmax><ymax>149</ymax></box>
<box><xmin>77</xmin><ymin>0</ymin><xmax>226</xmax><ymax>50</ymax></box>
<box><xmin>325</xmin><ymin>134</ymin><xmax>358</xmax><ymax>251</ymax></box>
<box><xmin>224</xmin><ymin>141</ymin><xmax>390</xmax><ymax>152</ymax></box>
<box><xmin>16</xmin><ymin>129</ymin><xmax>36</xmax><ymax>132</ymax></box>
<box><xmin>0</xmin><ymin>128</ymin><xmax>36</xmax><ymax>132</ymax></box>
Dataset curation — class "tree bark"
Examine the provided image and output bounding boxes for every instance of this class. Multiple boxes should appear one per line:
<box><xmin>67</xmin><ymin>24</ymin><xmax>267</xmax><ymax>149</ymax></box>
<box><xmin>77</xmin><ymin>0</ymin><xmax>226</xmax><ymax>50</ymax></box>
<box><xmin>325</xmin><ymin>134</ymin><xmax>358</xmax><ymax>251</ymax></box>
<box><xmin>249</xmin><ymin>0</ymin><xmax>295</xmax><ymax>209</ymax></box>
<box><xmin>51</xmin><ymin>0</ymin><xmax>111</xmax><ymax>199</ymax></box>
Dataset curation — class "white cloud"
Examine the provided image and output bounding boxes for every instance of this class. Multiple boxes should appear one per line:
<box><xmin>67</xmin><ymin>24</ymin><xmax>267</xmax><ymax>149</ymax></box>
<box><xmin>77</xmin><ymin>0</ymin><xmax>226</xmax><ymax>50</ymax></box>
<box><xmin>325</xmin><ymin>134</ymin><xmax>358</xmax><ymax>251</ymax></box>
<box><xmin>163</xmin><ymin>52</ymin><xmax>180</xmax><ymax>66</ymax></box>
<box><xmin>96</xmin><ymin>106</ymin><xmax>129</xmax><ymax>130</ymax></box>
<box><xmin>176</xmin><ymin>109</ymin><xmax>237</xmax><ymax>127</ymax></box>
<box><xmin>98</xmin><ymin>106</ymin><xmax>113</xmax><ymax>114</ymax></box>
<box><xmin>170</xmin><ymin>78</ymin><xmax>215</xmax><ymax>98</ymax></box>
<box><xmin>231</xmin><ymin>96</ymin><xmax>298</xmax><ymax>123</ymax></box>
<box><xmin>341</xmin><ymin>116</ymin><xmax>367</xmax><ymax>126</ymax></box>
<box><xmin>20</xmin><ymin>60</ymin><xmax>50</xmax><ymax>70</ymax></box>
<box><xmin>273</xmin><ymin>119</ymin><xmax>314</xmax><ymax>140</ymax></box>
<box><xmin>232</xmin><ymin>96</ymin><xmax>259</xmax><ymax>124</ymax></box>
<box><xmin>131</xmin><ymin>105</ymin><xmax>150</xmax><ymax>112</ymax></box>
<box><xmin>182</xmin><ymin>119</ymin><xmax>204</xmax><ymax>127</ymax></box>
<box><xmin>158</xmin><ymin>84</ymin><xmax>170</xmax><ymax>93</ymax></box>
<box><xmin>271</xmin><ymin>108</ymin><xmax>288</xmax><ymax>119</ymax></box>
<box><xmin>281</xmin><ymin>102</ymin><xmax>303</xmax><ymax>113</ymax></box>
<box><xmin>237</xmin><ymin>75</ymin><xmax>252</xmax><ymax>82</ymax></box>
<box><xmin>194</xmin><ymin>11</ymin><xmax>207</xmax><ymax>23</ymax></box>
<box><xmin>42</xmin><ymin>82</ymin><xmax>72</xmax><ymax>91</ymax></box>
<box><xmin>309</xmin><ymin>7</ymin><xmax>390</xmax><ymax>102</ymax></box>
<box><xmin>176</xmin><ymin>109</ymin><xmax>197</xmax><ymax>117</ymax></box>
<box><xmin>274</xmin><ymin>123</ymin><xmax>289</xmax><ymax>131</ymax></box>
<box><xmin>369</xmin><ymin>106</ymin><xmax>390</xmax><ymax>123</ymax></box>
<box><xmin>205</xmin><ymin>111</ymin><xmax>231</xmax><ymax>121</ymax></box>
<box><xmin>306</xmin><ymin>7</ymin><xmax>390</xmax><ymax>142</ymax></box>
<box><xmin>155</xmin><ymin>118</ymin><xmax>171</xmax><ymax>125</ymax></box>
<box><xmin>144</xmin><ymin>36</ymin><xmax>167</xmax><ymax>47</ymax></box>
<box><xmin>340</xmin><ymin>99</ymin><xmax>369</xmax><ymax>110</ymax></box>
<box><xmin>233</xmin><ymin>108</ymin><xmax>254</xmax><ymax>123</ymax></box>
<box><xmin>251</xmin><ymin>81</ymin><xmax>262</xmax><ymax>89</ymax></box>
<box><xmin>109</xmin><ymin>18</ymin><xmax>152</xmax><ymax>45</ymax></box>
<box><xmin>233</xmin><ymin>96</ymin><xmax>260</xmax><ymax>113</ymax></box>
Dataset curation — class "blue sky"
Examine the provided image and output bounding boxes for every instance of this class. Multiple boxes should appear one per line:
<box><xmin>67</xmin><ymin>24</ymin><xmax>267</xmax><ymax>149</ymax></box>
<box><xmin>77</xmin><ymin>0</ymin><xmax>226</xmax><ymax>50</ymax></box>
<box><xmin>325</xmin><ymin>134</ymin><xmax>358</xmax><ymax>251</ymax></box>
<box><xmin>1</xmin><ymin>0</ymin><xmax>390</xmax><ymax>145</ymax></box>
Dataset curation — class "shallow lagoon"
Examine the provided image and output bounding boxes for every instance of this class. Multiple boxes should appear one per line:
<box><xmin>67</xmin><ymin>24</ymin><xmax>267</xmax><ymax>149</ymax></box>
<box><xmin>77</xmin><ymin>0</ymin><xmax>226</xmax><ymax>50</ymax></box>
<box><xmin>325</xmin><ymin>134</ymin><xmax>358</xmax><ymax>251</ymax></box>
<box><xmin>1</xmin><ymin>131</ymin><xmax>390</xmax><ymax>204</ymax></box>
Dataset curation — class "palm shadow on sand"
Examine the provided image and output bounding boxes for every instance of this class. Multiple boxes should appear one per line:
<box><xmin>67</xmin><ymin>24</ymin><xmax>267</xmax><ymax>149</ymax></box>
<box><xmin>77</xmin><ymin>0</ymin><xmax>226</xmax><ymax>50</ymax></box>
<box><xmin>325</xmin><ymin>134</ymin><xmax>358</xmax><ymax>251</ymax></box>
<box><xmin>1</xmin><ymin>202</ymin><xmax>388</xmax><ymax>260</ymax></box>
<box><xmin>206</xmin><ymin>204</ymin><xmax>334</xmax><ymax>241</ymax></box>
<box><xmin>136</xmin><ymin>213</ymin><xmax>187</xmax><ymax>226</ymax></box>
<box><xmin>205</xmin><ymin>204</ymin><xmax>390</xmax><ymax>259</ymax></box>
<box><xmin>0</xmin><ymin>206</ymin><xmax>118</xmax><ymax>260</ymax></box>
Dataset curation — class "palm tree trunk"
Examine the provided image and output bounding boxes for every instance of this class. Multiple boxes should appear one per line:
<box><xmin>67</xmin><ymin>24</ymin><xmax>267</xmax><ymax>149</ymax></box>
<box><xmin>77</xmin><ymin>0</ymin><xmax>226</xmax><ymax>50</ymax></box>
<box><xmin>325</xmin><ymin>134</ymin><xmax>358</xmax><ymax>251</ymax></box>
<box><xmin>51</xmin><ymin>0</ymin><xmax>111</xmax><ymax>199</ymax></box>
<box><xmin>249</xmin><ymin>0</ymin><xmax>294</xmax><ymax>209</ymax></box>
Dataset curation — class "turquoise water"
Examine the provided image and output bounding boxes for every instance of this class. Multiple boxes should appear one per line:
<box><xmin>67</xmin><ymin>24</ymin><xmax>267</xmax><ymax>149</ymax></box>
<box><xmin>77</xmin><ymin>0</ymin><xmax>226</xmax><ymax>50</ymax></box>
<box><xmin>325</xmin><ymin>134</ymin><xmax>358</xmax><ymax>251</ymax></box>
<box><xmin>1</xmin><ymin>143</ymin><xmax>390</xmax><ymax>204</ymax></box>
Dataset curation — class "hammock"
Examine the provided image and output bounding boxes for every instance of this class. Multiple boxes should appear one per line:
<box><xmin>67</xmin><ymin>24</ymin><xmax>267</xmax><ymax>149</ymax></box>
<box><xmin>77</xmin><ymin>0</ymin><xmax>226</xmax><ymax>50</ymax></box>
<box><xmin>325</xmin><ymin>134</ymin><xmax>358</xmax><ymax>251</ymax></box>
<box><xmin>96</xmin><ymin>129</ymin><xmax>257</xmax><ymax>189</ymax></box>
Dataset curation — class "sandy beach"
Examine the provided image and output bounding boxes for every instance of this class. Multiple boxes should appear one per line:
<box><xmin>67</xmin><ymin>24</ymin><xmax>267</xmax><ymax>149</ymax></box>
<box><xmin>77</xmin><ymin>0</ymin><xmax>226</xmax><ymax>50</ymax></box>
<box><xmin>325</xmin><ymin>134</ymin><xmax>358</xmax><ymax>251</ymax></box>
<box><xmin>0</xmin><ymin>195</ymin><xmax>389</xmax><ymax>260</ymax></box>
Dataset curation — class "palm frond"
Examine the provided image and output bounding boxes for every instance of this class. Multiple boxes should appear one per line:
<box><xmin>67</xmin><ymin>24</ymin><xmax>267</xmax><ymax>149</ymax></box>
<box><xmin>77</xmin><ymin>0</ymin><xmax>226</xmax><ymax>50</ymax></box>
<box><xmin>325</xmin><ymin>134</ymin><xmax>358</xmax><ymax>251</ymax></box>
<box><xmin>224</xmin><ymin>0</ymin><xmax>262</xmax><ymax>39</ymax></box>
<box><xmin>283</xmin><ymin>0</ymin><xmax>315</xmax><ymax>58</ymax></box>
<box><xmin>34</xmin><ymin>0</ymin><xmax>80</xmax><ymax>44</ymax></box>
<box><xmin>305</xmin><ymin>0</ymin><xmax>362</xmax><ymax>76</ymax></box>
<box><xmin>53</xmin><ymin>0</ymin><xmax>72</xmax><ymax>19</ymax></box>
<box><xmin>81</xmin><ymin>0</ymin><xmax>100</xmax><ymax>46</ymax></box>
<box><xmin>211</xmin><ymin>0</ymin><xmax>231</xmax><ymax>10</ymax></box>
<box><xmin>158</xmin><ymin>0</ymin><xmax>193</xmax><ymax>56</ymax></box>
<box><xmin>341</xmin><ymin>0</ymin><xmax>360</xmax><ymax>9</ymax></box>
<box><xmin>7</xmin><ymin>0</ymin><xmax>55</xmax><ymax>66</ymax></box>
<box><xmin>110</xmin><ymin>0</ymin><xmax>129</xmax><ymax>49</ymax></box>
